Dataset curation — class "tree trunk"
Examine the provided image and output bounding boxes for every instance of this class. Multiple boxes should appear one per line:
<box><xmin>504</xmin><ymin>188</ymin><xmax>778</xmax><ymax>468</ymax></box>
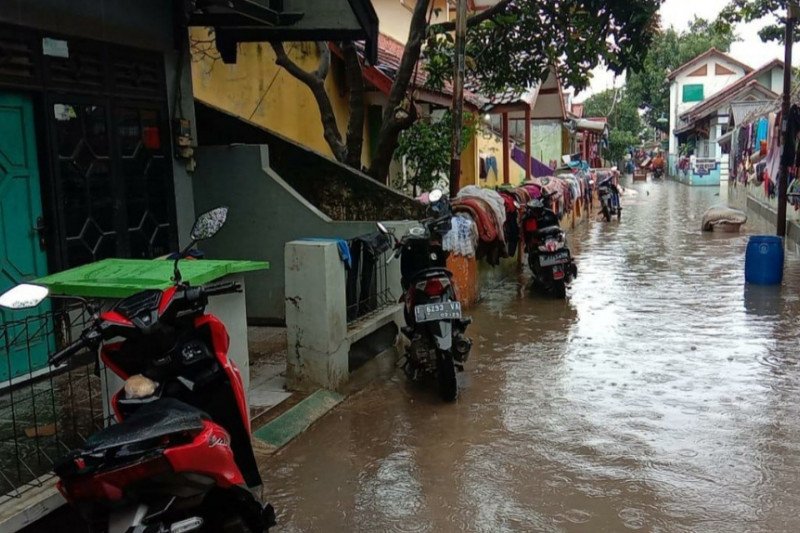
<box><xmin>367</xmin><ymin>0</ymin><xmax>431</xmax><ymax>182</ymax></box>
<box><xmin>341</xmin><ymin>41</ymin><xmax>366</xmax><ymax>169</ymax></box>
<box><xmin>271</xmin><ymin>41</ymin><xmax>347</xmax><ymax>162</ymax></box>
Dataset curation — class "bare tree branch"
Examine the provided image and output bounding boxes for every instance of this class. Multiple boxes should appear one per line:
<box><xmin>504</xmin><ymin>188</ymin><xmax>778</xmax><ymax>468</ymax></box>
<box><xmin>368</xmin><ymin>0</ymin><xmax>431</xmax><ymax>181</ymax></box>
<box><xmin>315</xmin><ymin>41</ymin><xmax>331</xmax><ymax>80</ymax></box>
<box><xmin>431</xmin><ymin>0</ymin><xmax>513</xmax><ymax>32</ymax></box>
<box><xmin>341</xmin><ymin>41</ymin><xmax>366</xmax><ymax>169</ymax></box>
<box><xmin>271</xmin><ymin>40</ymin><xmax>346</xmax><ymax>162</ymax></box>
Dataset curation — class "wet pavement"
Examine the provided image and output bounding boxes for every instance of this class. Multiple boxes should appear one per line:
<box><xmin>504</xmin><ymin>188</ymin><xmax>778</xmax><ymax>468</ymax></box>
<box><xmin>260</xmin><ymin>180</ymin><xmax>800</xmax><ymax>532</ymax></box>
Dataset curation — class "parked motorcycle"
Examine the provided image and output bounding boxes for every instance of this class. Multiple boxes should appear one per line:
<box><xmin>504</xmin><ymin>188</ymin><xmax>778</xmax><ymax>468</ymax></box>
<box><xmin>521</xmin><ymin>192</ymin><xmax>578</xmax><ymax>298</ymax></box>
<box><xmin>377</xmin><ymin>189</ymin><xmax>472</xmax><ymax>402</ymax></box>
<box><xmin>0</xmin><ymin>207</ymin><xmax>275</xmax><ymax>533</ymax></box>
<box><xmin>597</xmin><ymin>174</ymin><xmax>622</xmax><ymax>222</ymax></box>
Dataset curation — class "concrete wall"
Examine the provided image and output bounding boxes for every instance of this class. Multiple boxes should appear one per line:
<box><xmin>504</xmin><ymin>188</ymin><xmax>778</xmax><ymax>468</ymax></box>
<box><xmin>192</xmin><ymin>144</ymin><xmax>415</xmax><ymax>323</ymax></box>
<box><xmin>673</xmin><ymin>161</ymin><xmax>721</xmax><ymax>186</ymax></box>
<box><xmin>190</xmin><ymin>37</ymin><xmax>369</xmax><ymax>165</ymax></box>
<box><xmin>471</xmin><ymin>128</ymin><xmax>528</xmax><ymax>188</ymax></box>
<box><xmin>530</xmin><ymin>121</ymin><xmax>563</xmax><ymax>167</ymax></box>
<box><xmin>167</xmin><ymin>37</ymin><xmax>199</xmax><ymax>247</ymax></box>
<box><xmin>372</xmin><ymin>0</ymin><xmax>450</xmax><ymax>43</ymax></box>
<box><xmin>195</xmin><ymin>102</ymin><xmax>424</xmax><ymax>222</ymax></box>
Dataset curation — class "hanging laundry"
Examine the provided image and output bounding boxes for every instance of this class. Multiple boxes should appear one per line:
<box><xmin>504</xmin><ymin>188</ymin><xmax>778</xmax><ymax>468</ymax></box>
<box><xmin>485</xmin><ymin>156</ymin><xmax>499</xmax><ymax>178</ymax></box>
<box><xmin>442</xmin><ymin>215</ymin><xmax>478</xmax><ymax>257</ymax></box>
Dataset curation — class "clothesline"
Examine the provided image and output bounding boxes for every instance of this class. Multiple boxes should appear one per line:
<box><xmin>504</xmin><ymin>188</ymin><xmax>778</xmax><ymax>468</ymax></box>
<box><xmin>737</xmin><ymin>75</ymin><xmax>800</xmax><ymax>126</ymax></box>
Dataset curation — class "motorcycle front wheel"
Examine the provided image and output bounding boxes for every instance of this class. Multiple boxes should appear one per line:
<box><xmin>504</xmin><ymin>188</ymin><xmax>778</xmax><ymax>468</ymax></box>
<box><xmin>437</xmin><ymin>351</ymin><xmax>458</xmax><ymax>402</ymax></box>
<box><xmin>602</xmin><ymin>205</ymin><xmax>611</xmax><ymax>222</ymax></box>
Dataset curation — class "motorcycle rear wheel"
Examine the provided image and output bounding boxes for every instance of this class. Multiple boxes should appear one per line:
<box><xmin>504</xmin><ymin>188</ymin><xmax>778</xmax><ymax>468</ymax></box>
<box><xmin>437</xmin><ymin>352</ymin><xmax>458</xmax><ymax>402</ymax></box>
<box><xmin>553</xmin><ymin>281</ymin><xmax>567</xmax><ymax>299</ymax></box>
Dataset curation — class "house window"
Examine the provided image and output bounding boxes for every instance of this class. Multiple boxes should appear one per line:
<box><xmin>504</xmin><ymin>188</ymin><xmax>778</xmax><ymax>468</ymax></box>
<box><xmin>682</xmin><ymin>84</ymin><xmax>704</xmax><ymax>103</ymax></box>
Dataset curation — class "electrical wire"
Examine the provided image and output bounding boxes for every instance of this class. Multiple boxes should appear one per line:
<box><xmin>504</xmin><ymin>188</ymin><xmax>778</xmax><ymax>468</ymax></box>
<box><xmin>249</xmin><ymin>43</ymin><xmax>297</xmax><ymax>120</ymax></box>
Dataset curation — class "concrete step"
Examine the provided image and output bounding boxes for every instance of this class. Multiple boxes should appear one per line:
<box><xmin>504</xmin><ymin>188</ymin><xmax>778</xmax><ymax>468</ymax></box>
<box><xmin>252</xmin><ymin>389</ymin><xmax>343</xmax><ymax>450</ymax></box>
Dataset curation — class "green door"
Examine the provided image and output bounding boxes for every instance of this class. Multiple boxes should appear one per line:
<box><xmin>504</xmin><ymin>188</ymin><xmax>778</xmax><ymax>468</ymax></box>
<box><xmin>0</xmin><ymin>92</ymin><xmax>51</xmax><ymax>381</ymax></box>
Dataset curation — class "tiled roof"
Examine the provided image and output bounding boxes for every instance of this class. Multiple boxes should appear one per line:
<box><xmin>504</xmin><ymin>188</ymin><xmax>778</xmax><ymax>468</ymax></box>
<box><xmin>464</xmin><ymin>80</ymin><xmax>534</xmax><ymax>111</ymax></box>
<box><xmin>354</xmin><ymin>33</ymin><xmax>486</xmax><ymax>109</ymax></box>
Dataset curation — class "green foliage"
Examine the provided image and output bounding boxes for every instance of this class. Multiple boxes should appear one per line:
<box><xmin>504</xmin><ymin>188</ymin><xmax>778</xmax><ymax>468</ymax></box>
<box><xmin>394</xmin><ymin>112</ymin><xmax>477</xmax><ymax>195</ymax></box>
<box><xmin>626</xmin><ymin>17</ymin><xmax>738</xmax><ymax>129</ymax></box>
<box><xmin>716</xmin><ymin>0</ymin><xmax>800</xmax><ymax>44</ymax></box>
<box><xmin>607</xmin><ymin>129</ymin><xmax>640</xmax><ymax>163</ymax></box>
<box><xmin>424</xmin><ymin>0</ymin><xmax>663</xmax><ymax>94</ymax></box>
<box><xmin>583</xmin><ymin>88</ymin><xmax>643</xmax><ymax>163</ymax></box>
<box><xmin>583</xmin><ymin>88</ymin><xmax>642</xmax><ymax>134</ymax></box>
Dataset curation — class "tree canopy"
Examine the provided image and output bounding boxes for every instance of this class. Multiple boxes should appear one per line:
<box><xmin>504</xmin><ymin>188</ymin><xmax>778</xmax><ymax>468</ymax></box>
<box><xmin>582</xmin><ymin>88</ymin><xmax>643</xmax><ymax>163</ymax></box>
<box><xmin>626</xmin><ymin>17</ymin><xmax>738</xmax><ymax>130</ymax></box>
<box><xmin>716</xmin><ymin>0</ymin><xmax>800</xmax><ymax>44</ymax></box>
<box><xmin>425</xmin><ymin>0</ymin><xmax>662</xmax><ymax>94</ymax></box>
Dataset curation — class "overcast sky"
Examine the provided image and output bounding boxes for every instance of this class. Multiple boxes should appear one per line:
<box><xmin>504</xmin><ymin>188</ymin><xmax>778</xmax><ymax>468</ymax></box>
<box><xmin>575</xmin><ymin>0</ymin><xmax>790</xmax><ymax>101</ymax></box>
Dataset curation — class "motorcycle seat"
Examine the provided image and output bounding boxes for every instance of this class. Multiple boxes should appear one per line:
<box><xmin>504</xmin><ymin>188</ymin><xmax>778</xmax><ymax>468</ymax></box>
<box><xmin>82</xmin><ymin>398</ymin><xmax>208</xmax><ymax>454</ymax></box>
<box><xmin>534</xmin><ymin>226</ymin><xmax>563</xmax><ymax>238</ymax></box>
<box><xmin>409</xmin><ymin>267</ymin><xmax>453</xmax><ymax>282</ymax></box>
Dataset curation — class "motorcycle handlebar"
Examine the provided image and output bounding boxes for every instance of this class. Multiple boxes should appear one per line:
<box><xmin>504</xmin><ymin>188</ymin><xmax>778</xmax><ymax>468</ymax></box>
<box><xmin>49</xmin><ymin>336</ymin><xmax>88</xmax><ymax>367</ymax></box>
<box><xmin>201</xmin><ymin>281</ymin><xmax>242</xmax><ymax>297</ymax></box>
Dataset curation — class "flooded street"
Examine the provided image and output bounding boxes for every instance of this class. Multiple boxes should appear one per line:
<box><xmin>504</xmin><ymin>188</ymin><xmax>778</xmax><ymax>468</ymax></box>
<box><xmin>261</xmin><ymin>180</ymin><xmax>800</xmax><ymax>532</ymax></box>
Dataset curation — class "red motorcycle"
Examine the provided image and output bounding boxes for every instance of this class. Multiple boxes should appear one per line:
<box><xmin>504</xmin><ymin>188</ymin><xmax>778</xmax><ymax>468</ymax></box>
<box><xmin>0</xmin><ymin>208</ymin><xmax>274</xmax><ymax>533</ymax></box>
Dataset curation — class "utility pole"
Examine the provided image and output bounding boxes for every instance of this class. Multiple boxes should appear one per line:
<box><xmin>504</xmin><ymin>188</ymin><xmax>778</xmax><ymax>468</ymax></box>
<box><xmin>449</xmin><ymin>0</ymin><xmax>467</xmax><ymax>199</ymax></box>
<box><xmin>777</xmin><ymin>3</ymin><xmax>798</xmax><ymax>237</ymax></box>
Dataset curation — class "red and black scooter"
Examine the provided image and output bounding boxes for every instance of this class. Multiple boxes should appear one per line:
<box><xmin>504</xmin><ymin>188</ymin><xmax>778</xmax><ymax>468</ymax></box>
<box><xmin>0</xmin><ymin>208</ymin><xmax>274</xmax><ymax>533</ymax></box>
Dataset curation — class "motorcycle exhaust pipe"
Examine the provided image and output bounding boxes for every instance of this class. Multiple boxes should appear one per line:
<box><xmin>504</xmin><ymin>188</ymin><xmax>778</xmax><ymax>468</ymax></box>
<box><xmin>453</xmin><ymin>333</ymin><xmax>472</xmax><ymax>362</ymax></box>
<box><xmin>170</xmin><ymin>517</ymin><xmax>204</xmax><ymax>533</ymax></box>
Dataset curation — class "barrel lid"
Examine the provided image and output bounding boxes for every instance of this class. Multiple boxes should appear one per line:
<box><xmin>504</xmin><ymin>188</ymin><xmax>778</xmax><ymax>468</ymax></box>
<box><xmin>748</xmin><ymin>235</ymin><xmax>782</xmax><ymax>243</ymax></box>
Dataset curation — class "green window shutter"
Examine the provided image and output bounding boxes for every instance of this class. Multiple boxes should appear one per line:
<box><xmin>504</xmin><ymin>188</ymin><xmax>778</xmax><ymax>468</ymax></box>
<box><xmin>682</xmin><ymin>84</ymin><xmax>704</xmax><ymax>103</ymax></box>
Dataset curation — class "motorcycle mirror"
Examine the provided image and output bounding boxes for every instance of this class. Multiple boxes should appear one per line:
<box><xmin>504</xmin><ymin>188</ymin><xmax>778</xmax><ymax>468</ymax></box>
<box><xmin>429</xmin><ymin>189</ymin><xmax>444</xmax><ymax>203</ymax></box>
<box><xmin>190</xmin><ymin>206</ymin><xmax>228</xmax><ymax>242</ymax></box>
<box><xmin>0</xmin><ymin>284</ymin><xmax>49</xmax><ymax>309</ymax></box>
<box><xmin>377</xmin><ymin>222</ymin><xmax>390</xmax><ymax>235</ymax></box>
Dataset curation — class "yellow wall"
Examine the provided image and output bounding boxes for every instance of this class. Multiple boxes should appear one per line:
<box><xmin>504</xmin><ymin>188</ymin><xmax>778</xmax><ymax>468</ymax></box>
<box><xmin>191</xmin><ymin>32</ymin><xmax>370</xmax><ymax>165</ymax></box>
<box><xmin>460</xmin><ymin>128</ymin><xmax>527</xmax><ymax>189</ymax></box>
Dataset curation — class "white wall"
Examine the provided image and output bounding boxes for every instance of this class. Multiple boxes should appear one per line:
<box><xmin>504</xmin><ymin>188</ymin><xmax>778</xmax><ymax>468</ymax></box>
<box><xmin>669</xmin><ymin>54</ymin><xmax>749</xmax><ymax>156</ymax></box>
<box><xmin>770</xmin><ymin>68</ymin><xmax>785</xmax><ymax>92</ymax></box>
<box><xmin>372</xmin><ymin>0</ymin><xmax>450</xmax><ymax>43</ymax></box>
<box><xmin>669</xmin><ymin>82</ymin><xmax>678</xmax><ymax>155</ymax></box>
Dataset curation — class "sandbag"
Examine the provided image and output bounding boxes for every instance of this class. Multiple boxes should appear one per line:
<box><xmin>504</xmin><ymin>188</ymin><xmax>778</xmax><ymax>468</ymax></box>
<box><xmin>701</xmin><ymin>206</ymin><xmax>747</xmax><ymax>232</ymax></box>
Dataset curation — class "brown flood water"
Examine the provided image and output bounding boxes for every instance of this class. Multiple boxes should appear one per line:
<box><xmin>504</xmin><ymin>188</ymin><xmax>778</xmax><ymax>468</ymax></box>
<box><xmin>261</xmin><ymin>181</ymin><xmax>800</xmax><ymax>532</ymax></box>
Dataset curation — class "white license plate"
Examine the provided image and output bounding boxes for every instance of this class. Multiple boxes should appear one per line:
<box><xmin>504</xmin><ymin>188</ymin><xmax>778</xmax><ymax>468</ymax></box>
<box><xmin>414</xmin><ymin>301</ymin><xmax>462</xmax><ymax>323</ymax></box>
<box><xmin>539</xmin><ymin>251</ymin><xmax>570</xmax><ymax>267</ymax></box>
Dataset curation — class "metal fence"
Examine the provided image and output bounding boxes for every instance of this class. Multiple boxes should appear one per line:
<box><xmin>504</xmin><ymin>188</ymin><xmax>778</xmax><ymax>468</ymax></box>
<box><xmin>345</xmin><ymin>235</ymin><xmax>394</xmax><ymax>324</ymax></box>
<box><xmin>0</xmin><ymin>303</ymin><xmax>111</xmax><ymax>503</ymax></box>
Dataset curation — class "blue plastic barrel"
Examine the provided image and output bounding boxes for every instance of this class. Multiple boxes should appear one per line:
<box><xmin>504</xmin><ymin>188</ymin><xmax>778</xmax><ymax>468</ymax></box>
<box><xmin>745</xmin><ymin>235</ymin><xmax>784</xmax><ymax>285</ymax></box>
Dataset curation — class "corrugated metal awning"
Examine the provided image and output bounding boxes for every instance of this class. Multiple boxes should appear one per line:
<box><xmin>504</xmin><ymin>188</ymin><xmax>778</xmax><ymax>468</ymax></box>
<box><xmin>729</xmin><ymin>101</ymin><xmax>775</xmax><ymax>126</ymax></box>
